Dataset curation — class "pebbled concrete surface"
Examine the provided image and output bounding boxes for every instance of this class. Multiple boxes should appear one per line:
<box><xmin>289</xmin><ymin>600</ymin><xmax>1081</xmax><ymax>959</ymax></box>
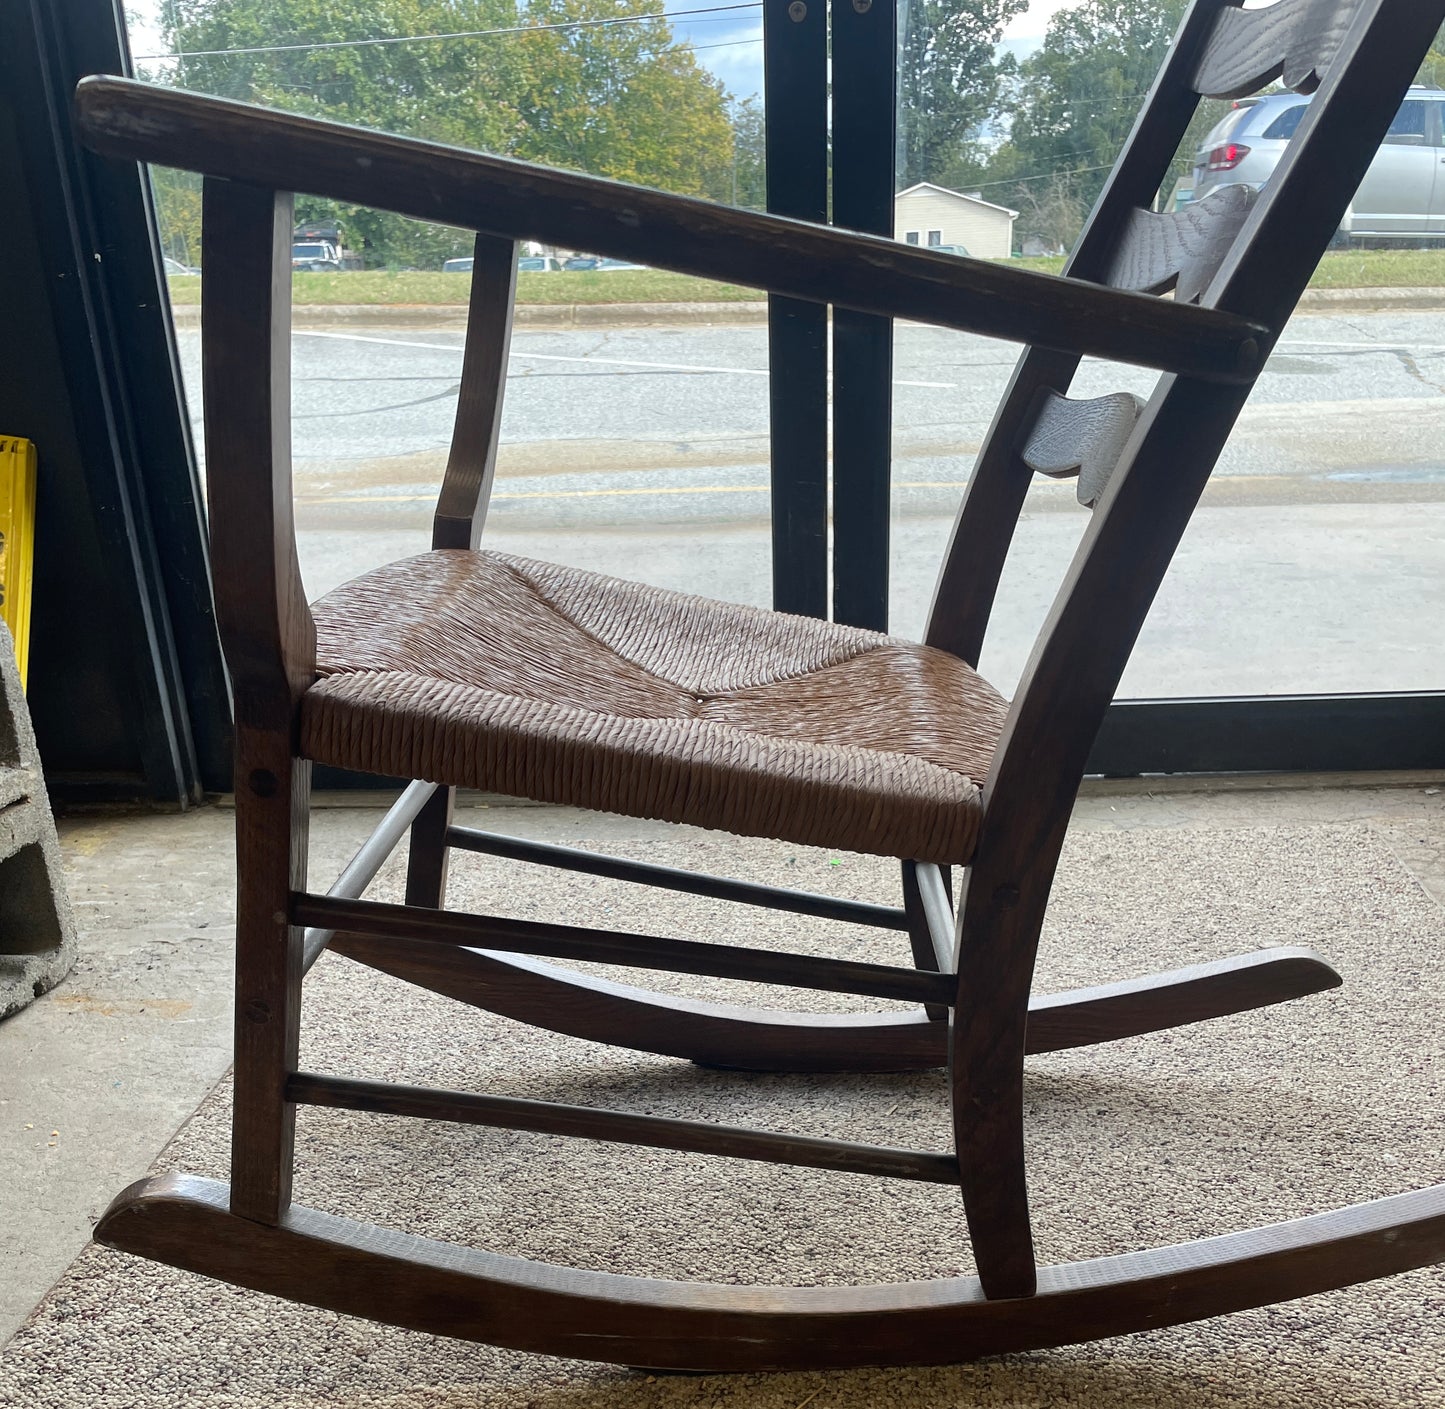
<box><xmin>1</xmin><ymin>777</ymin><xmax>1443</xmax><ymax>1352</ymax></box>
<box><xmin>0</xmin><ymin>787</ymin><xmax>1442</xmax><ymax>1405</ymax></box>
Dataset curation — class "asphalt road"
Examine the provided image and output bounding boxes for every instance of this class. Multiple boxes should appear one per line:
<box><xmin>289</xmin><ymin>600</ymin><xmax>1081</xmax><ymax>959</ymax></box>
<box><xmin>173</xmin><ymin>309</ymin><xmax>1445</xmax><ymax>699</ymax></box>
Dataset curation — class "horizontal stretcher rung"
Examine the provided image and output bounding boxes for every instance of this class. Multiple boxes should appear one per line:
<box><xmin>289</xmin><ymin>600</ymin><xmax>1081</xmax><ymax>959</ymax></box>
<box><xmin>287</xmin><ymin>1071</ymin><xmax>961</xmax><ymax>1184</ymax></box>
<box><xmin>444</xmin><ymin>825</ymin><xmax>909</xmax><ymax>931</ymax></box>
<box><xmin>293</xmin><ymin>893</ymin><xmax>955</xmax><ymax>1006</ymax></box>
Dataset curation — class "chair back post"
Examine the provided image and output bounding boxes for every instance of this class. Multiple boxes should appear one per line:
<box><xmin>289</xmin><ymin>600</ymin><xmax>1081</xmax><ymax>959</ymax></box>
<box><xmin>923</xmin><ymin>0</ymin><xmax>1235</xmax><ymax>666</ymax></box>
<box><xmin>432</xmin><ymin>232</ymin><xmax>519</xmax><ymax>550</ymax></box>
<box><xmin>200</xmin><ymin>178</ymin><xmax>315</xmax><ymax>734</ymax></box>
<box><xmin>950</xmin><ymin>0</ymin><xmax>1445</xmax><ymax>1300</ymax></box>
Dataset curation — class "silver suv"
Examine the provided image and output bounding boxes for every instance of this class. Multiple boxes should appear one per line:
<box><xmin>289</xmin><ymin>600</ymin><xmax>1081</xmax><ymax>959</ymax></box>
<box><xmin>1193</xmin><ymin>86</ymin><xmax>1445</xmax><ymax>241</ymax></box>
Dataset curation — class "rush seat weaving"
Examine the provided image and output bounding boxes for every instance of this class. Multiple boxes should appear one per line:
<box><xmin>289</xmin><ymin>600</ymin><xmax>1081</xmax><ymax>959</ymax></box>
<box><xmin>303</xmin><ymin>550</ymin><xmax>1007</xmax><ymax>864</ymax></box>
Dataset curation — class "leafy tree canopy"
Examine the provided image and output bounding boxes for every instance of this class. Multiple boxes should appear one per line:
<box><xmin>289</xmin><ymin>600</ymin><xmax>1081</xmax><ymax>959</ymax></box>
<box><xmin>509</xmin><ymin>0</ymin><xmax>733</xmax><ymax>196</ymax></box>
<box><xmin>163</xmin><ymin>0</ymin><xmax>522</xmax><ymax>149</ymax></box>
<box><xmin>156</xmin><ymin>0</ymin><xmax>735</xmax><ymax>266</ymax></box>
<box><xmin>1003</xmin><ymin>0</ymin><xmax>1187</xmax><ymax>210</ymax></box>
<box><xmin>1417</xmin><ymin>22</ymin><xmax>1445</xmax><ymax>87</ymax></box>
<box><xmin>897</xmin><ymin>0</ymin><xmax>1028</xmax><ymax>190</ymax></box>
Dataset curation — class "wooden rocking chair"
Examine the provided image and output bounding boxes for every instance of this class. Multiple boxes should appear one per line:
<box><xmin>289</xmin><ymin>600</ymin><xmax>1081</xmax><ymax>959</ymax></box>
<box><xmin>76</xmin><ymin>0</ymin><xmax>1445</xmax><ymax>1371</ymax></box>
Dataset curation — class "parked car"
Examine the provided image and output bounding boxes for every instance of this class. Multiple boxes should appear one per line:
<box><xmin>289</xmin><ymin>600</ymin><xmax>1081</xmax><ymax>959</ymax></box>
<box><xmin>162</xmin><ymin>256</ymin><xmax>199</xmax><ymax>276</ymax></box>
<box><xmin>291</xmin><ymin>240</ymin><xmax>341</xmax><ymax>272</ymax></box>
<box><xmin>595</xmin><ymin>257</ymin><xmax>647</xmax><ymax>271</ymax></box>
<box><xmin>518</xmin><ymin>255</ymin><xmax>561</xmax><ymax>272</ymax></box>
<box><xmin>293</xmin><ymin>222</ymin><xmax>363</xmax><ymax>269</ymax></box>
<box><xmin>442</xmin><ymin>256</ymin><xmax>474</xmax><ymax>273</ymax></box>
<box><xmin>926</xmin><ymin>244</ymin><xmax>971</xmax><ymax>257</ymax></box>
<box><xmin>1193</xmin><ymin>86</ymin><xmax>1445</xmax><ymax>242</ymax></box>
<box><xmin>561</xmin><ymin>255</ymin><xmax>602</xmax><ymax>271</ymax></box>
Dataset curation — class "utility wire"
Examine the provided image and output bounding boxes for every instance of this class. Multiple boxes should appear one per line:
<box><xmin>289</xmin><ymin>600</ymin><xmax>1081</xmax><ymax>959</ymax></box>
<box><xmin>134</xmin><ymin>2</ymin><xmax>762</xmax><ymax>62</ymax></box>
<box><xmin>682</xmin><ymin>35</ymin><xmax>762</xmax><ymax>52</ymax></box>
<box><xmin>966</xmin><ymin>161</ymin><xmax>1116</xmax><ymax>191</ymax></box>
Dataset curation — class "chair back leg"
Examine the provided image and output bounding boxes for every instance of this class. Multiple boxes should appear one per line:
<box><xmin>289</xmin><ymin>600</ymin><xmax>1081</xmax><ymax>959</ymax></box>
<box><xmin>405</xmin><ymin>785</ymin><xmax>456</xmax><ymax>909</ymax></box>
<box><xmin>951</xmin><ymin>847</ymin><xmax>1056</xmax><ymax>1299</ymax></box>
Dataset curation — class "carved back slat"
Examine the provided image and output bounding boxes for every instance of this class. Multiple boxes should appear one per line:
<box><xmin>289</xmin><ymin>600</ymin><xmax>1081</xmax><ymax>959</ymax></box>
<box><xmin>1018</xmin><ymin>392</ymin><xmax>1145</xmax><ymax>509</ymax></box>
<box><xmin>1193</xmin><ymin>0</ymin><xmax>1361</xmax><ymax>99</ymax></box>
<box><xmin>1017</xmin><ymin>185</ymin><xmax>1253</xmax><ymax>515</ymax></box>
<box><xmin>1104</xmin><ymin>185</ymin><xmax>1258</xmax><ymax>302</ymax></box>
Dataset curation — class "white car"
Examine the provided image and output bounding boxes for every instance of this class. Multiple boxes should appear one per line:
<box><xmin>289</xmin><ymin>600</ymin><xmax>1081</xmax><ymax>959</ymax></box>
<box><xmin>1193</xmin><ymin>85</ymin><xmax>1445</xmax><ymax>242</ymax></box>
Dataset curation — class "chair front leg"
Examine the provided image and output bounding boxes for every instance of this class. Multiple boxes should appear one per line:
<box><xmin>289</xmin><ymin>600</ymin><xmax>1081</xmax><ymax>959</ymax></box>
<box><xmin>230</xmin><ymin>732</ymin><xmax>311</xmax><ymax>1224</ymax></box>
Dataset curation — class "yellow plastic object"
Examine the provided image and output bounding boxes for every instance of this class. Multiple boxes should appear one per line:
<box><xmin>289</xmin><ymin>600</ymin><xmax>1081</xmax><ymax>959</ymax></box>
<box><xmin>0</xmin><ymin>437</ymin><xmax>37</xmax><ymax>688</ymax></box>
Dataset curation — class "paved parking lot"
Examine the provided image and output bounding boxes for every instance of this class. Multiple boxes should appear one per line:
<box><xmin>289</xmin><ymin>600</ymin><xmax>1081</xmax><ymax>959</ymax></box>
<box><xmin>174</xmin><ymin>309</ymin><xmax>1445</xmax><ymax>697</ymax></box>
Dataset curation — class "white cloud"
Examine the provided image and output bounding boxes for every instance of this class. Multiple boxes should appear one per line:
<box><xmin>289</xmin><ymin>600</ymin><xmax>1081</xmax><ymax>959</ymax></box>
<box><xmin>1003</xmin><ymin>0</ymin><xmax>1082</xmax><ymax>40</ymax></box>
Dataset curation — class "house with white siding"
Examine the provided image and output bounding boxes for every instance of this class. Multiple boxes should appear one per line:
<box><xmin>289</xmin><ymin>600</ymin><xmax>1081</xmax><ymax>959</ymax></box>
<box><xmin>893</xmin><ymin>183</ymin><xmax>1019</xmax><ymax>260</ymax></box>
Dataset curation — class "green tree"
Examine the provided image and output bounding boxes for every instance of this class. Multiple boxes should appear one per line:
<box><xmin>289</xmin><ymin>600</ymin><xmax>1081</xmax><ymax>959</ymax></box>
<box><xmin>898</xmin><ymin>0</ymin><xmax>1028</xmax><ymax>190</ymax></box>
<box><xmin>1417</xmin><ymin>22</ymin><xmax>1445</xmax><ymax>86</ymax></box>
<box><xmin>150</xmin><ymin>165</ymin><xmax>203</xmax><ymax>267</ymax></box>
<box><xmin>158</xmin><ymin>0</ymin><xmax>523</xmax><ymax>266</ymax></box>
<box><xmin>162</xmin><ymin>0</ymin><xmax>522</xmax><ymax>147</ymax></box>
<box><xmin>153</xmin><ymin>0</ymin><xmax>736</xmax><ymax>265</ymax></box>
<box><xmin>728</xmin><ymin>96</ymin><xmax>766</xmax><ymax>210</ymax></box>
<box><xmin>987</xmin><ymin>0</ymin><xmax>1188</xmax><ymax>243</ymax></box>
<box><xmin>509</xmin><ymin>0</ymin><xmax>734</xmax><ymax>199</ymax></box>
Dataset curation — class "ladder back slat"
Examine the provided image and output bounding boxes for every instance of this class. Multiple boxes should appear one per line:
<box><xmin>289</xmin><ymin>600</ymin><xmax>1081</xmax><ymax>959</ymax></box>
<box><xmin>1105</xmin><ymin>185</ymin><xmax>1258</xmax><ymax>304</ymax></box>
<box><xmin>1018</xmin><ymin>391</ymin><xmax>1146</xmax><ymax>509</ymax></box>
<box><xmin>1193</xmin><ymin>0</ymin><xmax>1361</xmax><ymax>100</ymax></box>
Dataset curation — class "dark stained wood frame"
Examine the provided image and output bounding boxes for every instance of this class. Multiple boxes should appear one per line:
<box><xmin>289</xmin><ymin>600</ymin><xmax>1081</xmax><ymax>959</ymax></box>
<box><xmin>98</xmin><ymin>1173</ymin><xmax>1445</xmax><ymax>1371</ymax></box>
<box><xmin>76</xmin><ymin>0</ymin><xmax>1445</xmax><ymax>1368</ymax></box>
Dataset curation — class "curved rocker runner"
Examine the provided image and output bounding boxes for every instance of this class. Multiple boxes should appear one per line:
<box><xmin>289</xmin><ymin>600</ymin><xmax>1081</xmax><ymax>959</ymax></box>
<box><xmin>97</xmin><ymin>1175</ymin><xmax>1445</xmax><ymax>1372</ymax></box>
<box><xmin>74</xmin><ymin>0</ymin><xmax>1445</xmax><ymax>1371</ymax></box>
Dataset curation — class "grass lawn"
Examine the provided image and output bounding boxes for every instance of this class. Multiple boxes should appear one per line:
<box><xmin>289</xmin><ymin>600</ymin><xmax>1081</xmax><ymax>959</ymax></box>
<box><xmin>163</xmin><ymin>248</ymin><xmax>1445</xmax><ymax>307</ymax></box>
<box><xmin>164</xmin><ymin>268</ymin><xmax>761</xmax><ymax>306</ymax></box>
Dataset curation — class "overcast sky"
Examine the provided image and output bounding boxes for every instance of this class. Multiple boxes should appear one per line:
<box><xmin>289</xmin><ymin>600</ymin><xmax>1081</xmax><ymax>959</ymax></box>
<box><xmin>1005</xmin><ymin>0</ymin><xmax>1077</xmax><ymax>37</ymax></box>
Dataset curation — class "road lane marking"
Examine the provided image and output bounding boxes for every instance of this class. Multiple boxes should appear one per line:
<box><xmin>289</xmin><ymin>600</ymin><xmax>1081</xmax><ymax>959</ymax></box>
<box><xmin>1276</xmin><ymin>339</ymin><xmax>1445</xmax><ymax>353</ymax></box>
<box><xmin>294</xmin><ymin>329</ymin><xmax>957</xmax><ymax>389</ymax></box>
<box><xmin>296</xmin><ymin>480</ymin><xmax>1062</xmax><ymax>506</ymax></box>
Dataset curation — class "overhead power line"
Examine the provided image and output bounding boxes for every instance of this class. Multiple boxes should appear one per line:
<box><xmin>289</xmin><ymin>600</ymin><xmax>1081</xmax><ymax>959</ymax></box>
<box><xmin>963</xmin><ymin>161</ymin><xmax>1117</xmax><ymax>192</ymax></box>
<box><xmin>135</xmin><ymin>3</ymin><xmax>762</xmax><ymax>62</ymax></box>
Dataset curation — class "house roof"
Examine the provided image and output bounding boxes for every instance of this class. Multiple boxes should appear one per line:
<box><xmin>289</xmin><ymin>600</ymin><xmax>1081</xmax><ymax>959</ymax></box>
<box><xmin>894</xmin><ymin>182</ymin><xmax>1019</xmax><ymax>219</ymax></box>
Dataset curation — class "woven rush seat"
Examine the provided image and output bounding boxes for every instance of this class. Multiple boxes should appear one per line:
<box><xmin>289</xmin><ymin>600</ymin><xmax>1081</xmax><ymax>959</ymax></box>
<box><xmin>302</xmin><ymin>549</ymin><xmax>1008</xmax><ymax>864</ymax></box>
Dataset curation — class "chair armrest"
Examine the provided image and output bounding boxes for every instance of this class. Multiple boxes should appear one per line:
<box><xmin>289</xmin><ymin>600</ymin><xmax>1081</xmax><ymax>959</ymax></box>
<box><xmin>73</xmin><ymin>76</ymin><xmax>1267</xmax><ymax>384</ymax></box>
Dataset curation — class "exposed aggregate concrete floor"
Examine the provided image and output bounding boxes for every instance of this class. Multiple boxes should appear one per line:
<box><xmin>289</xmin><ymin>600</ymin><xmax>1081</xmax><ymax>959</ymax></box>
<box><xmin>1</xmin><ymin>777</ymin><xmax>1442</xmax><ymax>1403</ymax></box>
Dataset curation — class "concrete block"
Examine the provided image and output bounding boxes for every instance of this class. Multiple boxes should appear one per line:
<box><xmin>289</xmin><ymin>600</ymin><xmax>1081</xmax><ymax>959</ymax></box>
<box><xmin>0</xmin><ymin>621</ymin><xmax>76</xmax><ymax>1019</ymax></box>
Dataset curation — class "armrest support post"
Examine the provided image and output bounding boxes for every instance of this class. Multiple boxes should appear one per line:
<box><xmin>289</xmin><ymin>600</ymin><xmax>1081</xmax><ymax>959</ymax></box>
<box><xmin>433</xmin><ymin>233</ymin><xmax>518</xmax><ymax>550</ymax></box>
